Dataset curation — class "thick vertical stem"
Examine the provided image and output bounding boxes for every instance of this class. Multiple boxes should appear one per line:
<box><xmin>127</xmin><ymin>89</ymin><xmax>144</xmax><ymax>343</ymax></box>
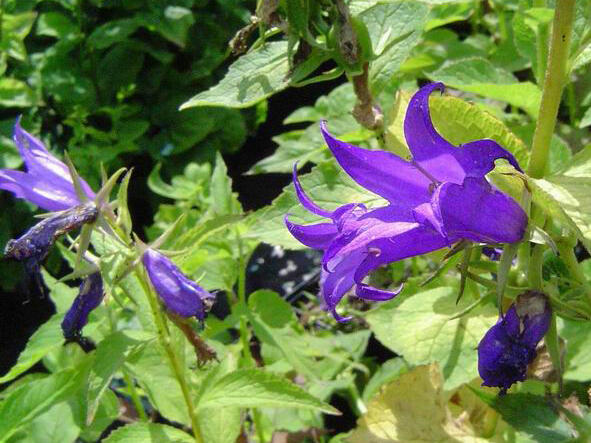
<box><xmin>527</xmin><ymin>0</ymin><xmax>575</xmax><ymax>178</ymax></box>
<box><xmin>136</xmin><ymin>270</ymin><xmax>203</xmax><ymax>443</ymax></box>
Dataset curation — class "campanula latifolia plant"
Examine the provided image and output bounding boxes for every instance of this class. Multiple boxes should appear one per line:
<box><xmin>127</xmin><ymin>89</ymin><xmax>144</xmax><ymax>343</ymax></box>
<box><xmin>1</xmin><ymin>1</ymin><xmax>591</xmax><ymax>442</ymax></box>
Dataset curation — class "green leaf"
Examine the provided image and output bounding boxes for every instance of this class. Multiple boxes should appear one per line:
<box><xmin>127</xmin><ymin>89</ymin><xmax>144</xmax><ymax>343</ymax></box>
<box><xmin>28</xmin><ymin>402</ymin><xmax>80</xmax><ymax>443</ymax></box>
<box><xmin>86</xmin><ymin>330</ymin><xmax>150</xmax><ymax>424</ymax></box>
<box><xmin>245</xmin><ymin>160</ymin><xmax>384</xmax><ymax>248</ymax></box>
<box><xmin>210</xmin><ymin>152</ymin><xmax>241</xmax><ymax>216</ymax></box>
<box><xmin>360</xmin><ymin>1</ymin><xmax>429</xmax><ymax>94</ymax></box>
<box><xmin>180</xmin><ymin>41</ymin><xmax>290</xmax><ymax>109</ymax></box>
<box><xmin>474</xmin><ymin>390</ymin><xmax>574</xmax><ymax>442</ymax></box>
<box><xmin>102</xmin><ymin>423</ymin><xmax>194</xmax><ymax>443</ymax></box>
<box><xmin>0</xmin><ymin>78</ymin><xmax>36</xmax><ymax>107</ymax></box>
<box><xmin>430</xmin><ymin>58</ymin><xmax>541</xmax><ymax>117</ymax></box>
<box><xmin>529</xmin><ymin>175</ymin><xmax>591</xmax><ymax>252</ymax></box>
<box><xmin>560</xmin><ymin>318</ymin><xmax>591</xmax><ymax>381</ymax></box>
<box><xmin>248</xmin><ymin>290</ymin><xmax>318</xmax><ymax>380</ymax></box>
<box><xmin>198</xmin><ymin>407</ymin><xmax>242</xmax><ymax>443</ymax></box>
<box><xmin>88</xmin><ymin>18</ymin><xmax>142</xmax><ymax>49</ymax></box>
<box><xmin>580</xmin><ymin>106</ymin><xmax>591</xmax><ymax>128</ymax></box>
<box><xmin>0</xmin><ymin>315</ymin><xmax>65</xmax><ymax>384</ymax></box>
<box><xmin>366</xmin><ymin>287</ymin><xmax>497</xmax><ymax>390</ymax></box>
<box><xmin>196</xmin><ymin>368</ymin><xmax>339</xmax><ymax>414</ymax></box>
<box><xmin>425</xmin><ymin>2</ymin><xmax>475</xmax><ymax>31</ymax></box>
<box><xmin>126</xmin><ymin>344</ymin><xmax>190</xmax><ymax>425</ymax></box>
<box><xmin>0</xmin><ymin>360</ymin><xmax>91</xmax><ymax>441</ymax></box>
<box><xmin>36</xmin><ymin>12</ymin><xmax>77</xmax><ymax>39</ymax></box>
<box><xmin>0</xmin><ymin>12</ymin><xmax>36</xmax><ymax>61</ymax></box>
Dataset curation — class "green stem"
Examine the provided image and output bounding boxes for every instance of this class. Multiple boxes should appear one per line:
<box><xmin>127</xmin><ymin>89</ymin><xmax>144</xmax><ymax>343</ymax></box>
<box><xmin>122</xmin><ymin>370</ymin><xmax>148</xmax><ymax>421</ymax></box>
<box><xmin>527</xmin><ymin>0</ymin><xmax>575</xmax><ymax>179</ymax></box>
<box><xmin>528</xmin><ymin>244</ymin><xmax>545</xmax><ymax>290</ymax></box>
<box><xmin>545</xmin><ymin>313</ymin><xmax>563</xmax><ymax>395</ymax></box>
<box><xmin>136</xmin><ymin>270</ymin><xmax>203</xmax><ymax>443</ymax></box>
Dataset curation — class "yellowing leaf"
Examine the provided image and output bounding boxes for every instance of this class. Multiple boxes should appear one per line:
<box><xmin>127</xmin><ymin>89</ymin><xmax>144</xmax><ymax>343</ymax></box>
<box><xmin>348</xmin><ymin>364</ymin><xmax>490</xmax><ymax>443</ymax></box>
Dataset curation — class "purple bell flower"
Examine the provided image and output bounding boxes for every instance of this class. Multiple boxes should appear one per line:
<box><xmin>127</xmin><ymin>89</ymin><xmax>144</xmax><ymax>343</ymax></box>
<box><xmin>142</xmin><ymin>248</ymin><xmax>215</xmax><ymax>319</ymax></box>
<box><xmin>61</xmin><ymin>272</ymin><xmax>104</xmax><ymax>339</ymax></box>
<box><xmin>478</xmin><ymin>292</ymin><xmax>551</xmax><ymax>394</ymax></box>
<box><xmin>0</xmin><ymin>120</ymin><xmax>95</xmax><ymax>212</ymax></box>
<box><xmin>285</xmin><ymin>83</ymin><xmax>527</xmax><ymax>320</ymax></box>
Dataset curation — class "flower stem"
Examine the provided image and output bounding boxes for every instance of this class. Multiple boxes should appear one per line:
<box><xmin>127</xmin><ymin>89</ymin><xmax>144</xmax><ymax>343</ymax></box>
<box><xmin>545</xmin><ymin>313</ymin><xmax>563</xmax><ymax>395</ymax></box>
<box><xmin>527</xmin><ymin>0</ymin><xmax>576</xmax><ymax>179</ymax></box>
<box><xmin>122</xmin><ymin>369</ymin><xmax>148</xmax><ymax>422</ymax></box>
<box><xmin>136</xmin><ymin>269</ymin><xmax>203</xmax><ymax>443</ymax></box>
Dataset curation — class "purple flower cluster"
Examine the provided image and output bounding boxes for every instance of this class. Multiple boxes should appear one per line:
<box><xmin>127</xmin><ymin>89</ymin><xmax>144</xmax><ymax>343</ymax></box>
<box><xmin>286</xmin><ymin>83</ymin><xmax>527</xmax><ymax>320</ymax></box>
<box><xmin>1</xmin><ymin>121</ymin><xmax>214</xmax><ymax>338</ymax></box>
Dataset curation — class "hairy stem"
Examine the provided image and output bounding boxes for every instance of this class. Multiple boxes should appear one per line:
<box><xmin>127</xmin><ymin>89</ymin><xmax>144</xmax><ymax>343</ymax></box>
<box><xmin>136</xmin><ymin>270</ymin><xmax>203</xmax><ymax>443</ymax></box>
<box><xmin>527</xmin><ymin>0</ymin><xmax>575</xmax><ymax>178</ymax></box>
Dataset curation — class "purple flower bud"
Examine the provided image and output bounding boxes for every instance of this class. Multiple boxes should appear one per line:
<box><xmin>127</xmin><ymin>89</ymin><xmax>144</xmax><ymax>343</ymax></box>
<box><xmin>61</xmin><ymin>272</ymin><xmax>104</xmax><ymax>339</ymax></box>
<box><xmin>285</xmin><ymin>82</ymin><xmax>527</xmax><ymax>320</ymax></box>
<box><xmin>0</xmin><ymin>120</ymin><xmax>95</xmax><ymax>211</ymax></box>
<box><xmin>142</xmin><ymin>248</ymin><xmax>215</xmax><ymax>319</ymax></box>
<box><xmin>478</xmin><ymin>291</ymin><xmax>551</xmax><ymax>394</ymax></box>
<box><xmin>4</xmin><ymin>202</ymin><xmax>98</xmax><ymax>276</ymax></box>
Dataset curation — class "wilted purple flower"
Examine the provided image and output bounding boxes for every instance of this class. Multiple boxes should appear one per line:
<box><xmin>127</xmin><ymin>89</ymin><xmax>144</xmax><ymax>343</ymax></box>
<box><xmin>0</xmin><ymin>120</ymin><xmax>95</xmax><ymax>212</ymax></box>
<box><xmin>61</xmin><ymin>272</ymin><xmax>104</xmax><ymax>339</ymax></box>
<box><xmin>4</xmin><ymin>202</ymin><xmax>98</xmax><ymax>276</ymax></box>
<box><xmin>285</xmin><ymin>83</ymin><xmax>527</xmax><ymax>320</ymax></box>
<box><xmin>142</xmin><ymin>248</ymin><xmax>215</xmax><ymax>319</ymax></box>
<box><xmin>478</xmin><ymin>292</ymin><xmax>551</xmax><ymax>394</ymax></box>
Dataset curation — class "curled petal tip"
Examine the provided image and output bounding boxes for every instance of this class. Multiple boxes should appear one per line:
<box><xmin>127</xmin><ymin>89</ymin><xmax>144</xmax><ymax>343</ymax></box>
<box><xmin>356</xmin><ymin>282</ymin><xmax>403</xmax><ymax>301</ymax></box>
<box><xmin>291</xmin><ymin>164</ymin><xmax>332</xmax><ymax>218</ymax></box>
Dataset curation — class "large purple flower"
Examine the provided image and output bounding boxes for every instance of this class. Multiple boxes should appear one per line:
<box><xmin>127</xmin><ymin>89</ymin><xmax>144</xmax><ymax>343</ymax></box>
<box><xmin>142</xmin><ymin>248</ymin><xmax>215</xmax><ymax>320</ymax></box>
<box><xmin>0</xmin><ymin>120</ymin><xmax>95</xmax><ymax>212</ymax></box>
<box><xmin>285</xmin><ymin>82</ymin><xmax>527</xmax><ymax>320</ymax></box>
<box><xmin>478</xmin><ymin>292</ymin><xmax>551</xmax><ymax>394</ymax></box>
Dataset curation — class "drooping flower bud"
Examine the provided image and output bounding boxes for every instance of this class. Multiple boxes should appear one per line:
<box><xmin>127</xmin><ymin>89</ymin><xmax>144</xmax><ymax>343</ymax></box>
<box><xmin>61</xmin><ymin>272</ymin><xmax>104</xmax><ymax>339</ymax></box>
<box><xmin>478</xmin><ymin>291</ymin><xmax>552</xmax><ymax>394</ymax></box>
<box><xmin>142</xmin><ymin>248</ymin><xmax>215</xmax><ymax>320</ymax></box>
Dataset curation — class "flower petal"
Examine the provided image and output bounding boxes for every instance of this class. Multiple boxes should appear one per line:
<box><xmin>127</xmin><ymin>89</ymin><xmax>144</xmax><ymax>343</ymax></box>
<box><xmin>352</xmin><ymin>225</ymin><xmax>449</xmax><ymax>285</ymax></box>
<box><xmin>320</xmin><ymin>250</ymin><xmax>364</xmax><ymax>316</ymax></box>
<box><xmin>320</xmin><ymin>121</ymin><xmax>431</xmax><ymax>206</ymax></box>
<box><xmin>355</xmin><ymin>282</ymin><xmax>403</xmax><ymax>301</ymax></box>
<box><xmin>0</xmin><ymin>169</ymin><xmax>82</xmax><ymax>211</ymax></box>
<box><xmin>14</xmin><ymin>121</ymin><xmax>95</xmax><ymax>200</ymax></box>
<box><xmin>457</xmin><ymin>139</ymin><xmax>522</xmax><ymax>177</ymax></box>
<box><xmin>292</xmin><ymin>164</ymin><xmax>332</xmax><ymax>218</ymax></box>
<box><xmin>284</xmin><ymin>216</ymin><xmax>338</xmax><ymax>249</ymax></box>
<box><xmin>403</xmin><ymin>83</ymin><xmax>465</xmax><ymax>183</ymax></box>
<box><xmin>434</xmin><ymin>177</ymin><xmax>527</xmax><ymax>244</ymax></box>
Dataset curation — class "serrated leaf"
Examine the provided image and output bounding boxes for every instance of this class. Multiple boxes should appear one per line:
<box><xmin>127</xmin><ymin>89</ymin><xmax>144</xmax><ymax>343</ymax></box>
<box><xmin>0</xmin><ymin>359</ymin><xmax>91</xmax><ymax>441</ymax></box>
<box><xmin>180</xmin><ymin>41</ymin><xmax>290</xmax><ymax>109</ymax></box>
<box><xmin>210</xmin><ymin>152</ymin><xmax>241</xmax><ymax>216</ymax></box>
<box><xmin>197</xmin><ymin>369</ymin><xmax>339</xmax><ymax>414</ymax></box>
<box><xmin>86</xmin><ymin>330</ymin><xmax>151</xmax><ymax>424</ymax></box>
<box><xmin>430</xmin><ymin>58</ymin><xmax>541</xmax><ymax>117</ymax></box>
<box><xmin>366</xmin><ymin>287</ymin><xmax>497</xmax><ymax>390</ymax></box>
<box><xmin>198</xmin><ymin>407</ymin><xmax>242</xmax><ymax>443</ymax></box>
<box><xmin>360</xmin><ymin>1</ymin><xmax>429</xmax><ymax>94</ymax></box>
<box><xmin>102</xmin><ymin>423</ymin><xmax>194</xmax><ymax>443</ymax></box>
<box><xmin>0</xmin><ymin>315</ymin><xmax>65</xmax><ymax>384</ymax></box>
